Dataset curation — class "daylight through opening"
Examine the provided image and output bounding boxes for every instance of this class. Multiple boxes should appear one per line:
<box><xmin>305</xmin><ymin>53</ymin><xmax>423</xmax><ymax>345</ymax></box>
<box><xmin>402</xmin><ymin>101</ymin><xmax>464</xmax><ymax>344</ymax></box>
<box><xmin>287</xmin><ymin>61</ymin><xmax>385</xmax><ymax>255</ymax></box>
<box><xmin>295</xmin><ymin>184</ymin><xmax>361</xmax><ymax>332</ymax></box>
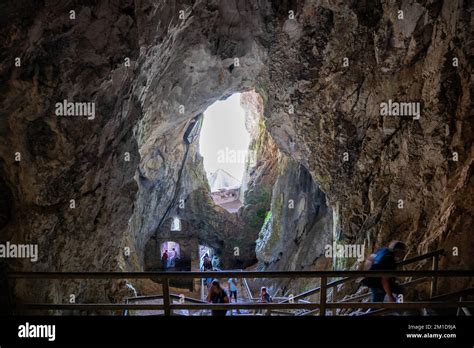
<box><xmin>199</xmin><ymin>93</ymin><xmax>251</xmax><ymax>212</ymax></box>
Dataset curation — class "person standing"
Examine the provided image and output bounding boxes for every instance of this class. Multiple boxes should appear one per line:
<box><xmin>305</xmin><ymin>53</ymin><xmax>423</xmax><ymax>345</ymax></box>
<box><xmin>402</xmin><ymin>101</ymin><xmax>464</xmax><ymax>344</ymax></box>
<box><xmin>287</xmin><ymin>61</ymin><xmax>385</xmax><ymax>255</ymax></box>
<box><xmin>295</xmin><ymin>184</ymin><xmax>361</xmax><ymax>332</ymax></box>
<box><xmin>161</xmin><ymin>250</ymin><xmax>168</xmax><ymax>271</ymax></box>
<box><xmin>211</xmin><ymin>255</ymin><xmax>220</xmax><ymax>270</ymax></box>
<box><xmin>173</xmin><ymin>247</ymin><xmax>179</xmax><ymax>260</ymax></box>
<box><xmin>202</xmin><ymin>253</ymin><xmax>213</xmax><ymax>286</ymax></box>
<box><xmin>228</xmin><ymin>277</ymin><xmax>240</xmax><ymax>315</ymax></box>
<box><xmin>168</xmin><ymin>248</ymin><xmax>175</xmax><ymax>268</ymax></box>
<box><xmin>257</xmin><ymin>287</ymin><xmax>272</xmax><ymax>315</ymax></box>
<box><xmin>228</xmin><ymin>278</ymin><xmax>238</xmax><ymax>302</ymax></box>
<box><xmin>203</xmin><ymin>253</ymin><xmax>212</xmax><ymax>271</ymax></box>
<box><xmin>260</xmin><ymin>287</ymin><xmax>272</xmax><ymax>303</ymax></box>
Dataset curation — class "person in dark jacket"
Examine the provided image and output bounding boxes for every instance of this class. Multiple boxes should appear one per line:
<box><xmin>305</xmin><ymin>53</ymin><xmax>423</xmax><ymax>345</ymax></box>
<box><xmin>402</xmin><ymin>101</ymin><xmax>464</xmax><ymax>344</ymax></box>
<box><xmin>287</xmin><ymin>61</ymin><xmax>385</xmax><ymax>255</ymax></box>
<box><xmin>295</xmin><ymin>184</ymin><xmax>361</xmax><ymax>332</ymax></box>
<box><xmin>161</xmin><ymin>250</ymin><xmax>169</xmax><ymax>271</ymax></box>
<box><xmin>363</xmin><ymin>241</ymin><xmax>407</xmax><ymax>303</ymax></box>
<box><xmin>206</xmin><ymin>279</ymin><xmax>229</xmax><ymax>316</ymax></box>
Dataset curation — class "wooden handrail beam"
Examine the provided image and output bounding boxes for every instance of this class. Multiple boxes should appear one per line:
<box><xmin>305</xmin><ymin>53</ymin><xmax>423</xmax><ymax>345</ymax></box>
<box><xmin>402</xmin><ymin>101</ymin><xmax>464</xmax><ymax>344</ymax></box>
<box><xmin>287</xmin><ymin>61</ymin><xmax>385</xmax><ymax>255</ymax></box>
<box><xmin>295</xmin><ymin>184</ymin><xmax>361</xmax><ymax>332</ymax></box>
<box><xmin>8</xmin><ymin>269</ymin><xmax>473</xmax><ymax>279</ymax></box>
<box><xmin>17</xmin><ymin>301</ymin><xmax>474</xmax><ymax>312</ymax></box>
<box><xmin>397</xmin><ymin>249</ymin><xmax>444</xmax><ymax>266</ymax></box>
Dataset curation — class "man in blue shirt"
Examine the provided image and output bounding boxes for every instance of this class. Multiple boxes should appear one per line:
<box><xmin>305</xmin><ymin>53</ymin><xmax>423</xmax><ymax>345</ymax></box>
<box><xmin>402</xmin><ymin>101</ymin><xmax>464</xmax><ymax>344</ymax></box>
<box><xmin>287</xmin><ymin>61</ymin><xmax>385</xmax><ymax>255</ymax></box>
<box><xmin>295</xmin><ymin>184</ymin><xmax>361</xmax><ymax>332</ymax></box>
<box><xmin>363</xmin><ymin>241</ymin><xmax>407</xmax><ymax>303</ymax></box>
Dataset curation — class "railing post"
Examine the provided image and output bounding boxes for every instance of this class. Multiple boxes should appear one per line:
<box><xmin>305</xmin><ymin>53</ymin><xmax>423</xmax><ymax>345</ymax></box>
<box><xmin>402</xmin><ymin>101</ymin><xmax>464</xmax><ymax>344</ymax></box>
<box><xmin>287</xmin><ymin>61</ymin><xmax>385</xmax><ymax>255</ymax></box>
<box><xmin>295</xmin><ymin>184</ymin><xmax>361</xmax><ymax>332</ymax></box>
<box><xmin>320</xmin><ymin>276</ymin><xmax>327</xmax><ymax>316</ymax></box>
<box><xmin>0</xmin><ymin>261</ymin><xmax>13</xmax><ymax>315</ymax></box>
<box><xmin>162</xmin><ymin>277</ymin><xmax>171</xmax><ymax>316</ymax></box>
<box><xmin>201</xmin><ymin>278</ymin><xmax>204</xmax><ymax>301</ymax></box>
<box><xmin>123</xmin><ymin>298</ymin><xmax>129</xmax><ymax>316</ymax></box>
<box><xmin>456</xmin><ymin>296</ymin><xmax>463</xmax><ymax>316</ymax></box>
<box><xmin>430</xmin><ymin>254</ymin><xmax>439</xmax><ymax>298</ymax></box>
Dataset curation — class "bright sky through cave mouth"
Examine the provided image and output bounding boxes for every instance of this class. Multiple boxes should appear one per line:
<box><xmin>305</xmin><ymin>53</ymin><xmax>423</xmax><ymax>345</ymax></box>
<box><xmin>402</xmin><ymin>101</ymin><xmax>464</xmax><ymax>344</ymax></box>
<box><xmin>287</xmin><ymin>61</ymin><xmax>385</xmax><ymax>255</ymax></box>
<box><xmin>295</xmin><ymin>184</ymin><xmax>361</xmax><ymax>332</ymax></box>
<box><xmin>199</xmin><ymin>93</ymin><xmax>251</xmax><ymax>189</ymax></box>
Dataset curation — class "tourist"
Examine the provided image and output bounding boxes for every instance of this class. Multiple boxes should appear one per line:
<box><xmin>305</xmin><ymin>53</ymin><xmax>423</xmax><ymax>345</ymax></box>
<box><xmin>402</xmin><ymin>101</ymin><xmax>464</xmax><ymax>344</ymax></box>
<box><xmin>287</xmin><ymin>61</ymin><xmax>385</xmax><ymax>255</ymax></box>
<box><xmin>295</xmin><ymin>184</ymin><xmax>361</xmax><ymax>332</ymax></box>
<box><xmin>161</xmin><ymin>250</ymin><xmax>168</xmax><ymax>271</ymax></box>
<box><xmin>260</xmin><ymin>286</ymin><xmax>272</xmax><ymax>303</ymax></box>
<box><xmin>168</xmin><ymin>248</ymin><xmax>175</xmax><ymax>268</ymax></box>
<box><xmin>202</xmin><ymin>253</ymin><xmax>213</xmax><ymax>286</ymax></box>
<box><xmin>228</xmin><ymin>278</ymin><xmax>238</xmax><ymax>302</ymax></box>
<box><xmin>257</xmin><ymin>286</ymin><xmax>272</xmax><ymax>315</ymax></box>
<box><xmin>203</xmin><ymin>253</ymin><xmax>213</xmax><ymax>271</ymax></box>
<box><xmin>361</xmin><ymin>241</ymin><xmax>407</xmax><ymax>305</ymax></box>
<box><xmin>211</xmin><ymin>255</ymin><xmax>220</xmax><ymax>270</ymax></box>
<box><xmin>206</xmin><ymin>279</ymin><xmax>229</xmax><ymax>316</ymax></box>
<box><xmin>173</xmin><ymin>247</ymin><xmax>180</xmax><ymax>260</ymax></box>
<box><xmin>228</xmin><ymin>277</ymin><xmax>240</xmax><ymax>314</ymax></box>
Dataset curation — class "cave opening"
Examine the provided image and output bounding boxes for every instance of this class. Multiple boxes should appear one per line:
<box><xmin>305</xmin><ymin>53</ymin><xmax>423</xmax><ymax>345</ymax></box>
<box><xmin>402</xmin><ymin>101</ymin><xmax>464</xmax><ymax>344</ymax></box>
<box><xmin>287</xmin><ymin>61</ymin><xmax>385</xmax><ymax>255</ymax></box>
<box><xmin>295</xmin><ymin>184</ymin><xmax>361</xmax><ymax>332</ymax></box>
<box><xmin>160</xmin><ymin>241</ymin><xmax>180</xmax><ymax>269</ymax></box>
<box><xmin>143</xmin><ymin>89</ymin><xmax>273</xmax><ymax>280</ymax></box>
<box><xmin>199</xmin><ymin>93</ymin><xmax>251</xmax><ymax>213</ymax></box>
<box><xmin>199</xmin><ymin>244</ymin><xmax>216</xmax><ymax>270</ymax></box>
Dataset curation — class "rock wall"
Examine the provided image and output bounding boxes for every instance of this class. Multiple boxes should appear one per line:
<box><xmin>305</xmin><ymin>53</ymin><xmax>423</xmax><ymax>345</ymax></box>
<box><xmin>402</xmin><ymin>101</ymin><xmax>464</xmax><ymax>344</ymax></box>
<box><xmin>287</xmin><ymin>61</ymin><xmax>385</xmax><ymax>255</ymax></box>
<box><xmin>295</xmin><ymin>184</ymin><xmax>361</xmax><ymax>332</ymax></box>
<box><xmin>1</xmin><ymin>0</ymin><xmax>142</xmax><ymax>306</ymax></box>
<box><xmin>240</xmin><ymin>91</ymin><xmax>280</xmax><ymax>231</ymax></box>
<box><xmin>252</xmin><ymin>155</ymin><xmax>333</xmax><ymax>296</ymax></box>
<box><xmin>257</xmin><ymin>0</ymin><xmax>473</xmax><ymax>294</ymax></box>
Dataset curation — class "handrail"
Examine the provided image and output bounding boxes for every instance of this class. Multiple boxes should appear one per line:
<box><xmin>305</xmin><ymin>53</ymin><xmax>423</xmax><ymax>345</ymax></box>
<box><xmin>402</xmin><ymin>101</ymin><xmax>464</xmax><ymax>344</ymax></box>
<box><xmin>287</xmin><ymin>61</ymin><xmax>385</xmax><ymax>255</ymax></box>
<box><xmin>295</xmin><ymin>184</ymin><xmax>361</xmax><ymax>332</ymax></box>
<box><xmin>241</xmin><ymin>277</ymin><xmax>255</xmax><ymax>301</ymax></box>
<box><xmin>7</xmin><ymin>271</ymin><xmax>473</xmax><ymax>313</ymax></box>
<box><xmin>278</xmin><ymin>249</ymin><xmax>445</xmax><ymax>305</ymax></box>
<box><xmin>9</xmin><ymin>270</ymin><xmax>468</xmax><ymax>279</ymax></box>
<box><xmin>278</xmin><ymin>277</ymin><xmax>348</xmax><ymax>305</ymax></box>
<box><xmin>7</xmin><ymin>249</ymin><xmax>472</xmax><ymax>316</ymax></box>
<box><xmin>397</xmin><ymin>249</ymin><xmax>444</xmax><ymax>266</ymax></box>
<box><xmin>123</xmin><ymin>293</ymin><xmax>206</xmax><ymax>316</ymax></box>
<box><xmin>298</xmin><ymin>277</ymin><xmax>431</xmax><ymax>316</ymax></box>
<box><xmin>294</xmin><ymin>249</ymin><xmax>445</xmax><ymax>316</ymax></box>
<box><xmin>15</xmin><ymin>300</ymin><xmax>474</xmax><ymax>312</ymax></box>
<box><xmin>125</xmin><ymin>293</ymin><xmax>206</xmax><ymax>304</ymax></box>
<box><xmin>338</xmin><ymin>277</ymin><xmax>430</xmax><ymax>303</ymax></box>
<box><xmin>357</xmin><ymin>288</ymin><xmax>474</xmax><ymax>317</ymax></box>
<box><xmin>429</xmin><ymin>287</ymin><xmax>474</xmax><ymax>301</ymax></box>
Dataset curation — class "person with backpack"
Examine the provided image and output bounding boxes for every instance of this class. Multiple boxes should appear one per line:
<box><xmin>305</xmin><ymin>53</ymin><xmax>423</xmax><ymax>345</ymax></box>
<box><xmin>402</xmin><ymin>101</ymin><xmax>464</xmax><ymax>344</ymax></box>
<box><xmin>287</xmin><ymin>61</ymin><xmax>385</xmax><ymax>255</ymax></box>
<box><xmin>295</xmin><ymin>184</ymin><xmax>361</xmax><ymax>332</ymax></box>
<box><xmin>206</xmin><ymin>279</ymin><xmax>229</xmax><ymax>316</ymax></box>
<box><xmin>362</xmin><ymin>241</ymin><xmax>407</xmax><ymax>303</ymax></box>
<box><xmin>161</xmin><ymin>250</ymin><xmax>169</xmax><ymax>271</ymax></box>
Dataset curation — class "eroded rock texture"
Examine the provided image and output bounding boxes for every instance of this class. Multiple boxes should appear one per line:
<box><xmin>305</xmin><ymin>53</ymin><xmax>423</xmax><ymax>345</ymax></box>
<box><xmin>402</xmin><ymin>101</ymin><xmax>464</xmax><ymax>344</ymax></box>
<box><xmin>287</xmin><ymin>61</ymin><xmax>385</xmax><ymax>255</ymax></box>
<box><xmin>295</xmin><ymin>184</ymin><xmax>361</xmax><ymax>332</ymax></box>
<box><xmin>0</xmin><ymin>0</ymin><xmax>472</xmax><ymax>308</ymax></box>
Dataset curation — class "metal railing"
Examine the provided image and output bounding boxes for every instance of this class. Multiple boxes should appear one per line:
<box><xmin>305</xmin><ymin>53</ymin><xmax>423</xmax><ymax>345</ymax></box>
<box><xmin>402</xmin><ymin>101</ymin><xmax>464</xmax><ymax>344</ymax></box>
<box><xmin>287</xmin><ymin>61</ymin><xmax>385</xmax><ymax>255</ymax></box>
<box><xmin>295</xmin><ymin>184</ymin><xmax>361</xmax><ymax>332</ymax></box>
<box><xmin>285</xmin><ymin>249</ymin><xmax>445</xmax><ymax>316</ymax></box>
<box><xmin>5</xmin><ymin>268</ymin><xmax>474</xmax><ymax>316</ymax></box>
<box><xmin>124</xmin><ymin>293</ymin><xmax>206</xmax><ymax>316</ymax></box>
<box><xmin>279</xmin><ymin>249</ymin><xmax>444</xmax><ymax>305</ymax></box>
